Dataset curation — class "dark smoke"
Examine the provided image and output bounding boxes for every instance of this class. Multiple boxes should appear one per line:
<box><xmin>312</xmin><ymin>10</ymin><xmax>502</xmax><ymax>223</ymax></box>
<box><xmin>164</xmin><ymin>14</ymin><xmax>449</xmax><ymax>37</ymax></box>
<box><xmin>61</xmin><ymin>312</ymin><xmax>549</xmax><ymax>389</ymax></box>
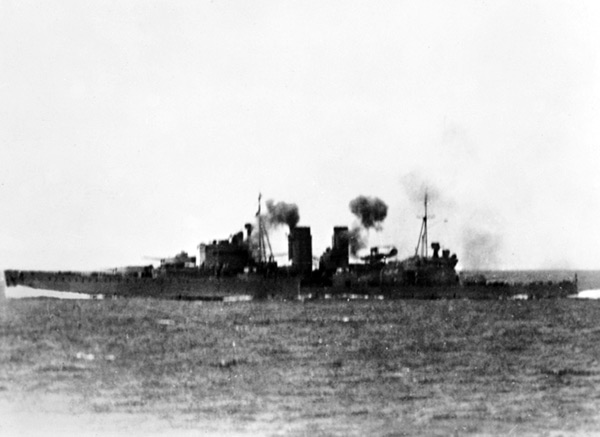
<box><xmin>460</xmin><ymin>228</ymin><xmax>502</xmax><ymax>269</ymax></box>
<box><xmin>265</xmin><ymin>199</ymin><xmax>300</xmax><ymax>230</ymax></box>
<box><xmin>349</xmin><ymin>196</ymin><xmax>388</xmax><ymax>230</ymax></box>
<box><xmin>346</xmin><ymin>195</ymin><xmax>388</xmax><ymax>256</ymax></box>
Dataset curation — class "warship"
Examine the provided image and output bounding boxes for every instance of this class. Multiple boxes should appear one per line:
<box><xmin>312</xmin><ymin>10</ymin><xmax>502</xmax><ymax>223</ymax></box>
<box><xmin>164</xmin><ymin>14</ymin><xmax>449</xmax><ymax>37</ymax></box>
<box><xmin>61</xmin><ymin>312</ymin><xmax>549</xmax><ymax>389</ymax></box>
<box><xmin>4</xmin><ymin>194</ymin><xmax>578</xmax><ymax>300</ymax></box>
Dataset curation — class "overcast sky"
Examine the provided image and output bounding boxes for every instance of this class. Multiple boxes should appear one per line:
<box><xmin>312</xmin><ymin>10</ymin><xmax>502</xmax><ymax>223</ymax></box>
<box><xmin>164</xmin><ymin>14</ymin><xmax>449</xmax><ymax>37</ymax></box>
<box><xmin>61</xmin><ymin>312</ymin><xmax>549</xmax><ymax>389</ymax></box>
<box><xmin>1</xmin><ymin>0</ymin><xmax>599</xmax><ymax>271</ymax></box>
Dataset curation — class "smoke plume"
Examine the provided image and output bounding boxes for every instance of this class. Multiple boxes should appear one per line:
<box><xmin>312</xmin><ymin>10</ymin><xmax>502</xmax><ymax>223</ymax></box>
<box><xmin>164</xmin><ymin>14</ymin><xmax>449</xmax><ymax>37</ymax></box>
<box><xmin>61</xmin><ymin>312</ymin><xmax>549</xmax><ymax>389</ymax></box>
<box><xmin>349</xmin><ymin>196</ymin><xmax>388</xmax><ymax>230</ymax></box>
<box><xmin>347</xmin><ymin>226</ymin><xmax>366</xmax><ymax>256</ymax></box>
<box><xmin>460</xmin><ymin>227</ymin><xmax>502</xmax><ymax>269</ymax></box>
<box><xmin>400</xmin><ymin>171</ymin><xmax>443</xmax><ymax>205</ymax></box>
<box><xmin>265</xmin><ymin>199</ymin><xmax>300</xmax><ymax>230</ymax></box>
<box><xmin>347</xmin><ymin>195</ymin><xmax>388</xmax><ymax>256</ymax></box>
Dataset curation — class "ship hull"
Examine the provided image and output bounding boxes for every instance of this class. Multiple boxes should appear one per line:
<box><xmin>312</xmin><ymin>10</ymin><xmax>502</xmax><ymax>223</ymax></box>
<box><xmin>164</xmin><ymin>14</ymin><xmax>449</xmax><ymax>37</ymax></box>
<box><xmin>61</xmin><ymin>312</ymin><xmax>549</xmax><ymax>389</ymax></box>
<box><xmin>303</xmin><ymin>280</ymin><xmax>578</xmax><ymax>300</ymax></box>
<box><xmin>4</xmin><ymin>270</ymin><xmax>302</xmax><ymax>301</ymax></box>
<box><xmin>4</xmin><ymin>270</ymin><xmax>577</xmax><ymax>301</ymax></box>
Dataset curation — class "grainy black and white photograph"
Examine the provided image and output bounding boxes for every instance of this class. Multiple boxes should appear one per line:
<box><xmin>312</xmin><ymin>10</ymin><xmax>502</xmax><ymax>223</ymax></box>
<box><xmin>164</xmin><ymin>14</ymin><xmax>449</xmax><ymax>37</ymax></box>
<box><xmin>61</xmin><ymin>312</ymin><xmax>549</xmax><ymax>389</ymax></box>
<box><xmin>2</xmin><ymin>1</ymin><xmax>600</xmax><ymax>436</ymax></box>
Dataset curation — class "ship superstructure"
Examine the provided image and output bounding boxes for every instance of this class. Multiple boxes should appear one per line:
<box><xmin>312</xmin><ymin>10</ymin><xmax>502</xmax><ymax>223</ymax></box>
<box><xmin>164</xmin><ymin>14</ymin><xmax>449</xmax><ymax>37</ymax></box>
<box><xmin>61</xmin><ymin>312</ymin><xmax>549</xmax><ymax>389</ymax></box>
<box><xmin>385</xmin><ymin>193</ymin><xmax>459</xmax><ymax>287</ymax></box>
<box><xmin>320</xmin><ymin>193</ymin><xmax>459</xmax><ymax>294</ymax></box>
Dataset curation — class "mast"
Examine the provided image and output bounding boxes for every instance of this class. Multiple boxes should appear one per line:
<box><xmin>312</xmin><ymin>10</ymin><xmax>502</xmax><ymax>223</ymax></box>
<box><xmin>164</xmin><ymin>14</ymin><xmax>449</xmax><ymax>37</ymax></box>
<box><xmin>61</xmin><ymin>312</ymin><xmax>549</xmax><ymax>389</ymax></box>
<box><xmin>414</xmin><ymin>192</ymin><xmax>429</xmax><ymax>258</ymax></box>
<box><xmin>256</xmin><ymin>194</ymin><xmax>265</xmax><ymax>263</ymax></box>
